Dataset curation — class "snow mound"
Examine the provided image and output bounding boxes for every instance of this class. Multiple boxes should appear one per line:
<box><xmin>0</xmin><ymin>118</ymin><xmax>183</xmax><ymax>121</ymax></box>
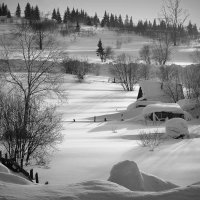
<box><xmin>0</xmin><ymin>172</ymin><xmax>32</xmax><ymax>185</ymax></box>
<box><xmin>108</xmin><ymin>160</ymin><xmax>177</xmax><ymax>192</ymax></box>
<box><xmin>141</xmin><ymin>172</ymin><xmax>177</xmax><ymax>192</ymax></box>
<box><xmin>0</xmin><ymin>163</ymin><xmax>10</xmax><ymax>173</ymax></box>
<box><xmin>143</xmin><ymin>103</ymin><xmax>184</xmax><ymax>118</ymax></box>
<box><xmin>108</xmin><ymin>160</ymin><xmax>145</xmax><ymax>191</ymax></box>
<box><xmin>165</xmin><ymin>118</ymin><xmax>189</xmax><ymax>138</ymax></box>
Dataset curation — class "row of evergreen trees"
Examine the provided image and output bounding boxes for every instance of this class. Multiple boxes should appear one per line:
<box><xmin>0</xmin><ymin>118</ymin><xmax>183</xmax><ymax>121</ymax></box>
<box><xmin>134</xmin><ymin>19</ymin><xmax>199</xmax><ymax>39</ymax></box>
<box><xmin>1</xmin><ymin>2</ymin><xmax>199</xmax><ymax>40</ymax></box>
<box><xmin>0</xmin><ymin>3</ymin><xmax>11</xmax><ymax>18</ymax></box>
<box><xmin>51</xmin><ymin>7</ymin><xmax>100</xmax><ymax>26</ymax></box>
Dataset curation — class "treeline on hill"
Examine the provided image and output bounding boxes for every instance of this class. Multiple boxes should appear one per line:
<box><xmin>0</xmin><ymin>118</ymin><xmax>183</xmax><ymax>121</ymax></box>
<box><xmin>1</xmin><ymin>2</ymin><xmax>199</xmax><ymax>41</ymax></box>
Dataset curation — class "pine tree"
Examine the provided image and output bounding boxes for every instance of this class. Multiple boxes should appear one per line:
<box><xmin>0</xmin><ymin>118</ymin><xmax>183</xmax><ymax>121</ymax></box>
<box><xmin>24</xmin><ymin>3</ymin><xmax>31</xmax><ymax>20</ymax></box>
<box><xmin>52</xmin><ymin>8</ymin><xmax>57</xmax><ymax>21</ymax></box>
<box><xmin>7</xmin><ymin>10</ymin><xmax>11</xmax><ymax>18</ymax></box>
<box><xmin>96</xmin><ymin>39</ymin><xmax>105</xmax><ymax>62</ymax></box>
<box><xmin>71</xmin><ymin>8</ymin><xmax>76</xmax><ymax>23</ymax></box>
<box><xmin>118</xmin><ymin>15</ymin><xmax>123</xmax><ymax>29</ymax></box>
<box><xmin>34</xmin><ymin>5</ymin><xmax>40</xmax><ymax>20</ymax></box>
<box><xmin>16</xmin><ymin>3</ymin><xmax>21</xmax><ymax>17</ymax></box>
<box><xmin>93</xmin><ymin>12</ymin><xmax>99</xmax><ymax>27</ymax></box>
<box><xmin>56</xmin><ymin>8</ymin><xmax>62</xmax><ymax>23</ymax></box>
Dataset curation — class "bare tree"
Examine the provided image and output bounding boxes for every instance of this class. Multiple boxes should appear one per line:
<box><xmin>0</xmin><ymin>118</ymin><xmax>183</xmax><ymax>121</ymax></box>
<box><xmin>161</xmin><ymin>0</ymin><xmax>189</xmax><ymax>46</ymax></box>
<box><xmin>159</xmin><ymin>65</ymin><xmax>184</xmax><ymax>102</ymax></box>
<box><xmin>182</xmin><ymin>65</ymin><xmax>200</xmax><ymax>103</ymax></box>
<box><xmin>151</xmin><ymin>32</ymin><xmax>172</xmax><ymax>65</ymax></box>
<box><xmin>62</xmin><ymin>57</ymin><xmax>90</xmax><ymax>82</ymax></box>
<box><xmin>0</xmin><ymin>93</ymin><xmax>62</xmax><ymax>165</ymax></box>
<box><xmin>110</xmin><ymin>54</ymin><xmax>139</xmax><ymax>91</ymax></box>
<box><xmin>0</xmin><ymin>23</ymin><xmax>64</xmax><ymax>165</ymax></box>
<box><xmin>139</xmin><ymin>45</ymin><xmax>151</xmax><ymax>65</ymax></box>
<box><xmin>31</xmin><ymin>19</ymin><xmax>57</xmax><ymax>50</ymax></box>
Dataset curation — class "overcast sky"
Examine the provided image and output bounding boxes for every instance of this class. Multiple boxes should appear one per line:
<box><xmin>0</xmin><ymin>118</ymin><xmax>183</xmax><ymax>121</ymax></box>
<box><xmin>3</xmin><ymin>0</ymin><xmax>200</xmax><ymax>27</ymax></box>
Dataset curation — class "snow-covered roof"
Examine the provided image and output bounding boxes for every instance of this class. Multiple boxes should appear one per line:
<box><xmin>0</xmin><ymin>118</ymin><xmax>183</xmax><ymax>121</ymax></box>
<box><xmin>138</xmin><ymin>80</ymin><xmax>166</xmax><ymax>100</ymax></box>
<box><xmin>142</xmin><ymin>103</ymin><xmax>184</xmax><ymax>117</ymax></box>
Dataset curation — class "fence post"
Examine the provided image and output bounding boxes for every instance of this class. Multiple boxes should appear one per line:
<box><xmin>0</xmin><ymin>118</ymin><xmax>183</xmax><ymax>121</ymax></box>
<box><xmin>0</xmin><ymin>151</ymin><xmax>1</xmax><ymax>160</ymax></box>
<box><xmin>104</xmin><ymin>117</ymin><xmax>107</xmax><ymax>122</ymax></box>
<box><xmin>5</xmin><ymin>153</ymin><xmax>7</xmax><ymax>159</ymax></box>
<box><xmin>35</xmin><ymin>173</ymin><xmax>39</xmax><ymax>183</ymax></box>
<box><xmin>94</xmin><ymin>116</ymin><xmax>96</xmax><ymax>122</ymax></box>
<box><xmin>30</xmin><ymin>169</ymin><xmax>34</xmax><ymax>180</ymax></box>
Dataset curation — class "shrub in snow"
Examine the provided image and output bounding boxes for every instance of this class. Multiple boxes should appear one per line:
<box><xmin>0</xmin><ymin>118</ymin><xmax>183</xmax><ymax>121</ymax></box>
<box><xmin>137</xmin><ymin>130</ymin><xmax>163</xmax><ymax>151</ymax></box>
<box><xmin>108</xmin><ymin>160</ymin><xmax>145</xmax><ymax>191</ymax></box>
<box><xmin>165</xmin><ymin>118</ymin><xmax>189</xmax><ymax>139</ymax></box>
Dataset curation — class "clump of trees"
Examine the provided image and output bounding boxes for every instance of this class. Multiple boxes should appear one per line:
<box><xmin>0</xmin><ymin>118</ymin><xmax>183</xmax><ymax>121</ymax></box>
<box><xmin>0</xmin><ymin>3</ymin><xmax>11</xmax><ymax>18</ymax></box>
<box><xmin>62</xmin><ymin>58</ymin><xmax>91</xmax><ymax>82</ymax></box>
<box><xmin>96</xmin><ymin>39</ymin><xmax>114</xmax><ymax>62</ymax></box>
<box><xmin>24</xmin><ymin>2</ymin><xmax>40</xmax><ymax>21</ymax></box>
<box><xmin>110</xmin><ymin>54</ymin><xmax>139</xmax><ymax>91</ymax></box>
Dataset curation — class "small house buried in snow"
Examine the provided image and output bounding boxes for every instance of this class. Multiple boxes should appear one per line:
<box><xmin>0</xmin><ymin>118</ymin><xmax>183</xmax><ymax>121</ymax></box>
<box><xmin>136</xmin><ymin>80</ymin><xmax>185</xmax><ymax>121</ymax></box>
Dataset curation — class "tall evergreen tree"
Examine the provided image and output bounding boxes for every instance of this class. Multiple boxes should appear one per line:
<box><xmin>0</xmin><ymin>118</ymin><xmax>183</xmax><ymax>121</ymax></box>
<box><xmin>7</xmin><ymin>10</ymin><xmax>11</xmax><ymax>18</ymax></box>
<box><xmin>16</xmin><ymin>3</ymin><xmax>21</xmax><ymax>17</ymax></box>
<box><xmin>56</xmin><ymin>8</ymin><xmax>62</xmax><ymax>23</ymax></box>
<box><xmin>24</xmin><ymin>2</ymin><xmax>31</xmax><ymax>20</ymax></box>
<box><xmin>96</xmin><ymin>39</ymin><xmax>105</xmax><ymax>62</ymax></box>
<box><xmin>52</xmin><ymin>8</ymin><xmax>57</xmax><ymax>21</ymax></box>
<box><xmin>34</xmin><ymin>5</ymin><xmax>40</xmax><ymax>20</ymax></box>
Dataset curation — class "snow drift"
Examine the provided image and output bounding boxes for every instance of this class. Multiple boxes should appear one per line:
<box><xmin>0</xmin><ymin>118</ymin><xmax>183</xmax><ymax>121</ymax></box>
<box><xmin>108</xmin><ymin>160</ymin><xmax>177</xmax><ymax>192</ymax></box>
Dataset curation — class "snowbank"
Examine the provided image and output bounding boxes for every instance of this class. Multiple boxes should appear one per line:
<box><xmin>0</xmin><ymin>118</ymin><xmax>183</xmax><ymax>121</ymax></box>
<box><xmin>165</xmin><ymin>118</ymin><xmax>189</xmax><ymax>138</ymax></box>
<box><xmin>143</xmin><ymin>103</ymin><xmax>184</xmax><ymax>118</ymax></box>
<box><xmin>108</xmin><ymin>160</ymin><xmax>177</xmax><ymax>192</ymax></box>
<box><xmin>0</xmin><ymin>179</ymin><xmax>199</xmax><ymax>200</ymax></box>
<box><xmin>0</xmin><ymin>172</ymin><xmax>32</xmax><ymax>185</ymax></box>
<box><xmin>0</xmin><ymin>163</ymin><xmax>10</xmax><ymax>173</ymax></box>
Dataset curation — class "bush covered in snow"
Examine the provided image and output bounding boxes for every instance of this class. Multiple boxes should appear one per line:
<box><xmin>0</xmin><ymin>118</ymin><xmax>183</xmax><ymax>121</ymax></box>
<box><xmin>165</xmin><ymin>118</ymin><xmax>189</xmax><ymax>139</ymax></box>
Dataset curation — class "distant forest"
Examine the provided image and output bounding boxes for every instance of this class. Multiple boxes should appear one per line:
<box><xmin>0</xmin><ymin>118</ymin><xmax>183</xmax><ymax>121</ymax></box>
<box><xmin>0</xmin><ymin>2</ymin><xmax>199</xmax><ymax>41</ymax></box>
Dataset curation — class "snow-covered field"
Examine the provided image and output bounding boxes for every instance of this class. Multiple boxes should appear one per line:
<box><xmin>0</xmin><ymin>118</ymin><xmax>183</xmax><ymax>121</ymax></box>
<box><xmin>0</xmin><ymin>74</ymin><xmax>200</xmax><ymax>199</ymax></box>
<box><xmin>0</xmin><ymin>24</ymin><xmax>200</xmax><ymax>199</ymax></box>
<box><xmin>26</xmin><ymin>75</ymin><xmax>200</xmax><ymax>188</ymax></box>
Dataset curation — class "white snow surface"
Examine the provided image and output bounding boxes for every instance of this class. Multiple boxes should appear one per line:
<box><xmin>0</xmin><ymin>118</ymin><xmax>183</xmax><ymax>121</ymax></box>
<box><xmin>0</xmin><ymin>178</ymin><xmax>200</xmax><ymax>200</ymax></box>
<box><xmin>142</xmin><ymin>103</ymin><xmax>184</xmax><ymax>118</ymax></box>
<box><xmin>108</xmin><ymin>160</ymin><xmax>177</xmax><ymax>191</ymax></box>
<box><xmin>0</xmin><ymin>172</ymin><xmax>32</xmax><ymax>185</ymax></box>
<box><xmin>0</xmin><ymin>163</ymin><xmax>10</xmax><ymax>173</ymax></box>
<box><xmin>165</xmin><ymin>118</ymin><xmax>189</xmax><ymax>138</ymax></box>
